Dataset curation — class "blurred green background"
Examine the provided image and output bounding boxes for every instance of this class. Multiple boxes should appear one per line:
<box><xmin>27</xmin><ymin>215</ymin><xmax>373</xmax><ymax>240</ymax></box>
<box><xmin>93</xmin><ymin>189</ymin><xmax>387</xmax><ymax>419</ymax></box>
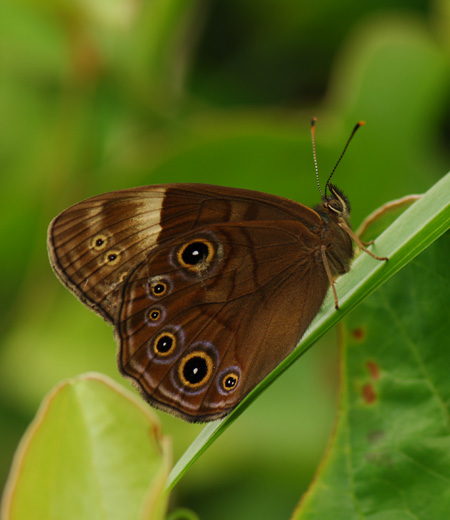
<box><xmin>0</xmin><ymin>0</ymin><xmax>449</xmax><ymax>518</ymax></box>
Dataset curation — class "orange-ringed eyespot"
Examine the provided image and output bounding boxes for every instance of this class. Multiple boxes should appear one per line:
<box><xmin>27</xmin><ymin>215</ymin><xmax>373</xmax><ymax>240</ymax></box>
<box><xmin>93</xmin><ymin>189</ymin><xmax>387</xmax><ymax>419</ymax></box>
<box><xmin>104</xmin><ymin>251</ymin><xmax>120</xmax><ymax>265</ymax></box>
<box><xmin>222</xmin><ymin>372</ymin><xmax>239</xmax><ymax>391</ymax></box>
<box><xmin>149</xmin><ymin>279</ymin><xmax>168</xmax><ymax>297</ymax></box>
<box><xmin>146</xmin><ymin>306</ymin><xmax>166</xmax><ymax>327</ymax></box>
<box><xmin>91</xmin><ymin>235</ymin><xmax>107</xmax><ymax>250</ymax></box>
<box><xmin>148</xmin><ymin>308</ymin><xmax>161</xmax><ymax>321</ymax></box>
<box><xmin>216</xmin><ymin>366</ymin><xmax>241</xmax><ymax>395</ymax></box>
<box><xmin>179</xmin><ymin>351</ymin><xmax>214</xmax><ymax>388</ymax></box>
<box><xmin>177</xmin><ymin>239</ymin><xmax>214</xmax><ymax>270</ymax></box>
<box><xmin>153</xmin><ymin>331</ymin><xmax>176</xmax><ymax>356</ymax></box>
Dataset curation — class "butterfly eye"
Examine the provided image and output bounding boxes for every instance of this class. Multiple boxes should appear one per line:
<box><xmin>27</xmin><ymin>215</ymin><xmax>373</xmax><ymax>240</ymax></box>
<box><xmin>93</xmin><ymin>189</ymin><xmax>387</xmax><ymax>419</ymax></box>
<box><xmin>327</xmin><ymin>200</ymin><xmax>343</xmax><ymax>215</ymax></box>
<box><xmin>178</xmin><ymin>351</ymin><xmax>214</xmax><ymax>388</ymax></box>
<box><xmin>177</xmin><ymin>239</ymin><xmax>214</xmax><ymax>270</ymax></box>
<box><xmin>326</xmin><ymin>185</ymin><xmax>350</xmax><ymax>216</ymax></box>
<box><xmin>153</xmin><ymin>331</ymin><xmax>177</xmax><ymax>356</ymax></box>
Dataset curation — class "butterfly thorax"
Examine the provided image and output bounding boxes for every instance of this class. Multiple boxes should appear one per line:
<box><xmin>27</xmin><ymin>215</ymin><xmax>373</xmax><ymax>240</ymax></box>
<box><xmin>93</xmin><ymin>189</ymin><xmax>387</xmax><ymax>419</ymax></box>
<box><xmin>314</xmin><ymin>184</ymin><xmax>354</xmax><ymax>277</ymax></box>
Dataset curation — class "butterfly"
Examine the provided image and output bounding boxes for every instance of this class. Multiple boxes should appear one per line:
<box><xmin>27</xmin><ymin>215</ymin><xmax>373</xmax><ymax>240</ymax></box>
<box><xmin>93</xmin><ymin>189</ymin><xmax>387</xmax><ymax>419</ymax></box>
<box><xmin>47</xmin><ymin>119</ymin><xmax>387</xmax><ymax>422</ymax></box>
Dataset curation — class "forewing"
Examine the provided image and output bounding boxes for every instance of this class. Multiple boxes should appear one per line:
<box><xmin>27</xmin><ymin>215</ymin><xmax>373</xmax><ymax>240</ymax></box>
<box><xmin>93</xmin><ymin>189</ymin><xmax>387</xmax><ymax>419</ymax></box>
<box><xmin>48</xmin><ymin>184</ymin><xmax>322</xmax><ymax>323</ymax></box>
<box><xmin>48</xmin><ymin>187</ymin><xmax>168</xmax><ymax>322</ymax></box>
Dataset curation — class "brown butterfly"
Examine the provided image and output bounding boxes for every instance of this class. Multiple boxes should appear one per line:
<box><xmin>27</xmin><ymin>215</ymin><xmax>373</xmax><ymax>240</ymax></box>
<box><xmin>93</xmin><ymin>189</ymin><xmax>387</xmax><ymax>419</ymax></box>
<box><xmin>47</xmin><ymin>120</ymin><xmax>387</xmax><ymax>422</ymax></box>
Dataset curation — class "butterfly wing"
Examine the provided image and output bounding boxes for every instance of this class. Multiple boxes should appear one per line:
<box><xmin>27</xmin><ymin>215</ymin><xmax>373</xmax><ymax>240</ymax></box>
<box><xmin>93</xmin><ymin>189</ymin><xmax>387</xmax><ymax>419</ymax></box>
<box><xmin>116</xmin><ymin>219</ymin><xmax>330</xmax><ymax>421</ymax></box>
<box><xmin>48</xmin><ymin>184</ymin><xmax>331</xmax><ymax>421</ymax></box>
<box><xmin>48</xmin><ymin>184</ymin><xmax>322</xmax><ymax>323</ymax></box>
<box><xmin>48</xmin><ymin>187</ymin><xmax>168</xmax><ymax>323</ymax></box>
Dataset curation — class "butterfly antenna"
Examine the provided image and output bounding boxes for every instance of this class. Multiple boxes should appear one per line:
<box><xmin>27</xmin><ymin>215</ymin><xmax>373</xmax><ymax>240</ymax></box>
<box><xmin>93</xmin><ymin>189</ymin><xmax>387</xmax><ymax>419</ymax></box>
<box><xmin>324</xmin><ymin>121</ymin><xmax>365</xmax><ymax>197</ymax></box>
<box><xmin>311</xmin><ymin>117</ymin><xmax>324</xmax><ymax>198</ymax></box>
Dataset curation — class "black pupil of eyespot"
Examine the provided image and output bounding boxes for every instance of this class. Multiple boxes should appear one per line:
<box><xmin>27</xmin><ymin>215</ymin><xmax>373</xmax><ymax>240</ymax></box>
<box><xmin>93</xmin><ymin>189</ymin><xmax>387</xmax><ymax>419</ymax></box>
<box><xmin>182</xmin><ymin>242</ymin><xmax>210</xmax><ymax>266</ymax></box>
<box><xmin>153</xmin><ymin>283</ymin><xmax>165</xmax><ymax>294</ymax></box>
<box><xmin>151</xmin><ymin>311</ymin><xmax>160</xmax><ymax>319</ymax></box>
<box><xmin>183</xmin><ymin>356</ymin><xmax>208</xmax><ymax>384</ymax></box>
<box><xmin>225</xmin><ymin>376</ymin><xmax>236</xmax><ymax>388</ymax></box>
<box><xmin>156</xmin><ymin>335</ymin><xmax>173</xmax><ymax>353</ymax></box>
<box><xmin>96</xmin><ymin>239</ymin><xmax>104</xmax><ymax>246</ymax></box>
<box><xmin>108</xmin><ymin>254</ymin><xmax>117</xmax><ymax>261</ymax></box>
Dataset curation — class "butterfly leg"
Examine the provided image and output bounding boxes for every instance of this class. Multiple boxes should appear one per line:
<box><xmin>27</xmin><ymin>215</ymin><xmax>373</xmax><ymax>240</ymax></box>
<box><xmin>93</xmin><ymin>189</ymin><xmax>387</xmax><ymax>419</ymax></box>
<box><xmin>321</xmin><ymin>245</ymin><xmax>339</xmax><ymax>309</ymax></box>
<box><xmin>338</xmin><ymin>221</ymin><xmax>388</xmax><ymax>262</ymax></box>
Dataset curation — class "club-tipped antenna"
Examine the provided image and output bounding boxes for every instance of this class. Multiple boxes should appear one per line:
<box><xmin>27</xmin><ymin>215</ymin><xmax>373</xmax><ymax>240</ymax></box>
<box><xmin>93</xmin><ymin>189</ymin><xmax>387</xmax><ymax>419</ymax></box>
<box><xmin>310</xmin><ymin>117</ymin><xmax>324</xmax><ymax>197</ymax></box>
<box><xmin>324</xmin><ymin>120</ymin><xmax>365</xmax><ymax>197</ymax></box>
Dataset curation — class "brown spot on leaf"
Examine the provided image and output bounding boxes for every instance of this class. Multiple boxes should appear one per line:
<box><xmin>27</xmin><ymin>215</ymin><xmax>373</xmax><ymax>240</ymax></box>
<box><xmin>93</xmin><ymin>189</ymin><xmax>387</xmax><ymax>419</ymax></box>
<box><xmin>367</xmin><ymin>360</ymin><xmax>380</xmax><ymax>380</ymax></box>
<box><xmin>362</xmin><ymin>383</ymin><xmax>377</xmax><ymax>404</ymax></box>
<box><xmin>352</xmin><ymin>327</ymin><xmax>365</xmax><ymax>340</ymax></box>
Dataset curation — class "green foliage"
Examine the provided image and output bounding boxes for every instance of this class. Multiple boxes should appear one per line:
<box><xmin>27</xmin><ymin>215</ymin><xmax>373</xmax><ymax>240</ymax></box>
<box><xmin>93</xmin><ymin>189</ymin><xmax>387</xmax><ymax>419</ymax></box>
<box><xmin>2</xmin><ymin>374</ymin><xmax>171</xmax><ymax>520</ymax></box>
<box><xmin>296</xmin><ymin>232</ymin><xmax>450</xmax><ymax>520</ymax></box>
<box><xmin>2</xmin><ymin>186</ymin><xmax>448</xmax><ymax>518</ymax></box>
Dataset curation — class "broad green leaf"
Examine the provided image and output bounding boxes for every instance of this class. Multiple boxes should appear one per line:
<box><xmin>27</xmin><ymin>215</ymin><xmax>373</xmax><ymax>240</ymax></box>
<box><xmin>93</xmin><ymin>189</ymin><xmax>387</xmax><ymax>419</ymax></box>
<box><xmin>167</xmin><ymin>172</ymin><xmax>450</xmax><ymax>490</ymax></box>
<box><xmin>294</xmin><ymin>227</ymin><xmax>450</xmax><ymax>519</ymax></box>
<box><xmin>1</xmin><ymin>373</ymin><xmax>171</xmax><ymax>520</ymax></box>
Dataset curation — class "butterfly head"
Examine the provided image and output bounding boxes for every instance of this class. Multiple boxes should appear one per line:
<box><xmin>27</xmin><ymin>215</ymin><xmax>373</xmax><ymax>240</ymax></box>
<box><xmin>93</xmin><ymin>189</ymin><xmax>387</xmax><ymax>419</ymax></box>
<box><xmin>323</xmin><ymin>183</ymin><xmax>351</xmax><ymax>222</ymax></box>
<box><xmin>311</xmin><ymin>118</ymin><xmax>363</xmax><ymax>223</ymax></box>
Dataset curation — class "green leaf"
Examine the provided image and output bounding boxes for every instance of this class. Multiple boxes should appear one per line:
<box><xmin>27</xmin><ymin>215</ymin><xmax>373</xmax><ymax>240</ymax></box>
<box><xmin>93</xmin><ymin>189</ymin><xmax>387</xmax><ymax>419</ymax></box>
<box><xmin>167</xmin><ymin>172</ymin><xmax>450</xmax><ymax>490</ymax></box>
<box><xmin>294</xmin><ymin>220</ymin><xmax>450</xmax><ymax>519</ymax></box>
<box><xmin>1</xmin><ymin>373</ymin><xmax>171</xmax><ymax>520</ymax></box>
